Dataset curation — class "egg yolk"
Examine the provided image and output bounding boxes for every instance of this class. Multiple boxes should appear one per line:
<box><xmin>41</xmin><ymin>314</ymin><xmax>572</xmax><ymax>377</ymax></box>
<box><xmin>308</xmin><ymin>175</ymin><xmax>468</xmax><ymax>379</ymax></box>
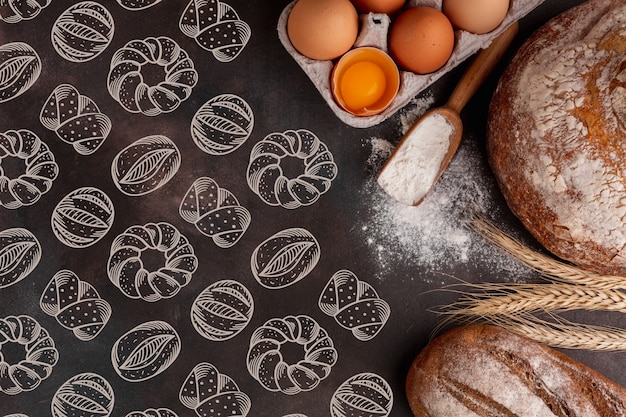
<box><xmin>340</xmin><ymin>61</ymin><xmax>387</xmax><ymax>111</ymax></box>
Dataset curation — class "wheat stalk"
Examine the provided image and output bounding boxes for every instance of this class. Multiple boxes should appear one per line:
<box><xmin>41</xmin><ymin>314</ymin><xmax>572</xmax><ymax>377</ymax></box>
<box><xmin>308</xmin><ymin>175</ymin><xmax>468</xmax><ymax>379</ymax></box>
<box><xmin>467</xmin><ymin>213</ymin><xmax>626</xmax><ymax>290</ymax></box>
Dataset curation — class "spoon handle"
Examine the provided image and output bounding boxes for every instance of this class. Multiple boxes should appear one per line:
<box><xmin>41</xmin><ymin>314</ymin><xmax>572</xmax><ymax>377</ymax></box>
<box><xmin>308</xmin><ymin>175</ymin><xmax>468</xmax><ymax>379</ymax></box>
<box><xmin>446</xmin><ymin>21</ymin><xmax>519</xmax><ymax>115</ymax></box>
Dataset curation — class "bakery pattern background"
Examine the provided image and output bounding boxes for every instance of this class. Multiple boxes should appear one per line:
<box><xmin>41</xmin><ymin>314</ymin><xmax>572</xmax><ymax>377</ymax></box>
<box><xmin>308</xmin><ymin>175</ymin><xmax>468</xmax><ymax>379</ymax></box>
<box><xmin>0</xmin><ymin>1</ymin><xmax>399</xmax><ymax>416</ymax></box>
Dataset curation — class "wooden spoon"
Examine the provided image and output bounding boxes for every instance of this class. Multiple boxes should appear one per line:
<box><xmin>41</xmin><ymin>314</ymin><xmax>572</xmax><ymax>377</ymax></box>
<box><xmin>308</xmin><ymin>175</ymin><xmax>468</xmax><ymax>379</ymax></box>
<box><xmin>377</xmin><ymin>21</ymin><xmax>519</xmax><ymax>206</ymax></box>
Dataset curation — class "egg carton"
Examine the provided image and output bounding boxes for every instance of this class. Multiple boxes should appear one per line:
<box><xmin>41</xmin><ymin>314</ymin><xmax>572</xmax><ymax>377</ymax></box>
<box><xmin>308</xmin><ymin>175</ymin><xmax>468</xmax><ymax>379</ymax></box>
<box><xmin>277</xmin><ymin>0</ymin><xmax>545</xmax><ymax>128</ymax></box>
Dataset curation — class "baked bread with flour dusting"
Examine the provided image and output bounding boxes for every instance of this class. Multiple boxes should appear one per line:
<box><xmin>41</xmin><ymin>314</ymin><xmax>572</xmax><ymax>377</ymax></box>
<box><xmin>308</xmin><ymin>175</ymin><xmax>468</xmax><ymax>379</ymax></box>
<box><xmin>487</xmin><ymin>0</ymin><xmax>626</xmax><ymax>275</ymax></box>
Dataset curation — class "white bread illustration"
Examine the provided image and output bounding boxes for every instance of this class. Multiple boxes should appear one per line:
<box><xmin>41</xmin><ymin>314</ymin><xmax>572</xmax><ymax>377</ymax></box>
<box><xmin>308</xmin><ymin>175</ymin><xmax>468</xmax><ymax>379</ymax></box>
<box><xmin>0</xmin><ymin>227</ymin><xmax>41</xmax><ymax>288</ymax></box>
<box><xmin>179</xmin><ymin>0</ymin><xmax>250</xmax><ymax>62</ymax></box>
<box><xmin>191</xmin><ymin>94</ymin><xmax>254</xmax><ymax>155</ymax></box>
<box><xmin>319</xmin><ymin>270</ymin><xmax>390</xmax><ymax>341</ymax></box>
<box><xmin>116</xmin><ymin>0</ymin><xmax>161</xmax><ymax>10</ymax></box>
<box><xmin>40</xmin><ymin>269</ymin><xmax>111</xmax><ymax>341</ymax></box>
<box><xmin>0</xmin><ymin>315</ymin><xmax>58</xmax><ymax>395</ymax></box>
<box><xmin>179</xmin><ymin>362</ymin><xmax>251</xmax><ymax>417</ymax></box>
<box><xmin>0</xmin><ymin>42</ymin><xmax>41</xmax><ymax>103</ymax></box>
<box><xmin>51</xmin><ymin>372</ymin><xmax>114</xmax><ymax>417</ymax></box>
<box><xmin>111</xmin><ymin>320</ymin><xmax>181</xmax><ymax>382</ymax></box>
<box><xmin>247</xmin><ymin>129</ymin><xmax>338</xmax><ymax>209</ymax></box>
<box><xmin>191</xmin><ymin>279</ymin><xmax>254</xmax><ymax>341</ymax></box>
<box><xmin>51</xmin><ymin>187</ymin><xmax>115</xmax><ymax>248</ymax></box>
<box><xmin>51</xmin><ymin>2</ymin><xmax>114</xmax><ymax>63</ymax></box>
<box><xmin>250</xmin><ymin>228</ymin><xmax>320</xmax><ymax>289</ymax></box>
<box><xmin>107</xmin><ymin>222</ymin><xmax>198</xmax><ymax>302</ymax></box>
<box><xmin>246</xmin><ymin>315</ymin><xmax>337</xmax><ymax>395</ymax></box>
<box><xmin>179</xmin><ymin>177</ymin><xmax>251</xmax><ymax>248</ymax></box>
<box><xmin>108</xmin><ymin>36</ymin><xmax>197</xmax><ymax>116</ymax></box>
<box><xmin>125</xmin><ymin>408</ymin><xmax>178</xmax><ymax>417</ymax></box>
<box><xmin>0</xmin><ymin>129</ymin><xmax>58</xmax><ymax>209</ymax></box>
<box><xmin>0</xmin><ymin>0</ymin><xmax>51</xmax><ymax>23</ymax></box>
<box><xmin>330</xmin><ymin>373</ymin><xmax>393</xmax><ymax>417</ymax></box>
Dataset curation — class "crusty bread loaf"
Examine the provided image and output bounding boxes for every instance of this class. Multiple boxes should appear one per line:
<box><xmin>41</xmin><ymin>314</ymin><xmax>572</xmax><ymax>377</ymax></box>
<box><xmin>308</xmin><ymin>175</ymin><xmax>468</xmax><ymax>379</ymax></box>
<box><xmin>487</xmin><ymin>0</ymin><xmax>626</xmax><ymax>275</ymax></box>
<box><xmin>406</xmin><ymin>325</ymin><xmax>626</xmax><ymax>417</ymax></box>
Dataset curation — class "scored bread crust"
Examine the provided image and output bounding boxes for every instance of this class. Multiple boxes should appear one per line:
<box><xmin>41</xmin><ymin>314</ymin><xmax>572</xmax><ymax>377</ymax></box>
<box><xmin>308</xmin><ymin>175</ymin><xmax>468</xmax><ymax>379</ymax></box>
<box><xmin>487</xmin><ymin>0</ymin><xmax>626</xmax><ymax>275</ymax></box>
<box><xmin>405</xmin><ymin>325</ymin><xmax>626</xmax><ymax>417</ymax></box>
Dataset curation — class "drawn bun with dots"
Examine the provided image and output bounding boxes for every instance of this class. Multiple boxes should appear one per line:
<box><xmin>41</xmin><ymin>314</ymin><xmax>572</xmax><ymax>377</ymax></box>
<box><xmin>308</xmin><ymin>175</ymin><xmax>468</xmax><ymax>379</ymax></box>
<box><xmin>0</xmin><ymin>42</ymin><xmax>41</xmax><ymax>103</ymax></box>
<box><xmin>179</xmin><ymin>177</ymin><xmax>251</xmax><ymax>248</ymax></box>
<box><xmin>0</xmin><ymin>315</ymin><xmax>58</xmax><ymax>395</ymax></box>
<box><xmin>52</xmin><ymin>373</ymin><xmax>114</xmax><ymax>417</ymax></box>
<box><xmin>0</xmin><ymin>0</ymin><xmax>51</xmax><ymax>23</ymax></box>
<box><xmin>191</xmin><ymin>94</ymin><xmax>254</xmax><ymax>155</ymax></box>
<box><xmin>179</xmin><ymin>362</ymin><xmax>251</xmax><ymax>417</ymax></box>
<box><xmin>179</xmin><ymin>0</ymin><xmax>250</xmax><ymax>62</ymax></box>
<box><xmin>52</xmin><ymin>2</ymin><xmax>114</xmax><ymax>63</ymax></box>
<box><xmin>0</xmin><ymin>228</ymin><xmax>41</xmax><ymax>288</ymax></box>
<box><xmin>319</xmin><ymin>270</ymin><xmax>390</xmax><ymax>341</ymax></box>
<box><xmin>40</xmin><ymin>270</ymin><xmax>112</xmax><ymax>341</ymax></box>
<box><xmin>116</xmin><ymin>0</ymin><xmax>161</xmax><ymax>11</ymax></box>
<box><xmin>330</xmin><ymin>373</ymin><xmax>393</xmax><ymax>417</ymax></box>
<box><xmin>191</xmin><ymin>280</ymin><xmax>254</xmax><ymax>341</ymax></box>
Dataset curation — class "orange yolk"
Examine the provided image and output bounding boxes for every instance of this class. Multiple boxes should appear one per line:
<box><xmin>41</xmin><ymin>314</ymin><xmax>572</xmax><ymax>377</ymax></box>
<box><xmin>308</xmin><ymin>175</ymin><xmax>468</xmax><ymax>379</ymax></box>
<box><xmin>340</xmin><ymin>61</ymin><xmax>387</xmax><ymax>111</ymax></box>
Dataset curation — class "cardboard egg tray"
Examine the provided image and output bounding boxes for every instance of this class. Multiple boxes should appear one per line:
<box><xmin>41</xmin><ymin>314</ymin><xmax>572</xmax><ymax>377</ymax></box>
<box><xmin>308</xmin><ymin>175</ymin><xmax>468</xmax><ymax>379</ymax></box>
<box><xmin>277</xmin><ymin>0</ymin><xmax>545</xmax><ymax>128</ymax></box>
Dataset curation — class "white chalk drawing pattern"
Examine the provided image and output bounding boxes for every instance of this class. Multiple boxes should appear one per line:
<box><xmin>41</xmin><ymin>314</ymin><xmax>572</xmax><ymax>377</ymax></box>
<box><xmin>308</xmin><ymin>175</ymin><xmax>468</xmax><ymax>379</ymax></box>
<box><xmin>247</xmin><ymin>315</ymin><xmax>337</xmax><ymax>395</ymax></box>
<box><xmin>51</xmin><ymin>2</ymin><xmax>114</xmax><ymax>63</ymax></box>
<box><xmin>250</xmin><ymin>228</ymin><xmax>320</xmax><ymax>289</ymax></box>
<box><xmin>319</xmin><ymin>270</ymin><xmax>390</xmax><ymax>342</ymax></box>
<box><xmin>0</xmin><ymin>228</ymin><xmax>40</xmax><ymax>288</ymax></box>
<box><xmin>111</xmin><ymin>320</ymin><xmax>181</xmax><ymax>382</ymax></box>
<box><xmin>40</xmin><ymin>84</ymin><xmax>112</xmax><ymax>155</ymax></box>
<box><xmin>116</xmin><ymin>0</ymin><xmax>161</xmax><ymax>11</ymax></box>
<box><xmin>191</xmin><ymin>279</ymin><xmax>254</xmax><ymax>342</ymax></box>
<box><xmin>0</xmin><ymin>129</ymin><xmax>59</xmax><ymax>209</ymax></box>
<box><xmin>125</xmin><ymin>408</ymin><xmax>178</xmax><ymax>417</ymax></box>
<box><xmin>40</xmin><ymin>269</ymin><xmax>112</xmax><ymax>341</ymax></box>
<box><xmin>51</xmin><ymin>372</ymin><xmax>114</xmax><ymax>417</ymax></box>
<box><xmin>0</xmin><ymin>0</ymin><xmax>51</xmax><ymax>23</ymax></box>
<box><xmin>179</xmin><ymin>177</ymin><xmax>251</xmax><ymax>248</ymax></box>
<box><xmin>179</xmin><ymin>0</ymin><xmax>250</xmax><ymax>63</ymax></box>
<box><xmin>107</xmin><ymin>36</ymin><xmax>197</xmax><ymax>116</ymax></box>
<box><xmin>179</xmin><ymin>362</ymin><xmax>251</xmax><ymax>417</ymax></box>
<box><xmin>3</xmin><ymin>414</ymin><xmax>29</xmax><ymax>417</ymax></box>
<box><xmin>0</xmin><ymin>315</ymin><xmax>58</xmax><ymax>395</ymax></box>
<box><xmin>111</xmin><ymin>135</ymin><xmax>180</xmax><ymax>196</ymax></box>
<box><xmin>0</xmin><ymin>42</ymin><xmax>40</xmax><ymax>103</ymax></box>
<box><xmin>282</xmin><ymin>415</ymin><xmax>307</xmax><ymax>417</ymax></box>
<box><xmin>108</xmin><ymin>222</ymin><xmax>198</xmax><ymax>302</ymax></box>
<box><xmin>330</xmin><ymin>373</ymin><xmax>393</xmax><ymax>417</ymax></box>
<box><xmin>247</xmin><ymin>129</ymin><xmax>338</xmax><ymax>209</ymax></box>
<box><xmin>51</xmin><ymin>187</ymin><xmax>115</xmax><ymax>248</ymax></box>
<box><xmin>191</xmin><ymin>94</ymin><xmax>254</xmax><ymax>155</ymax></box>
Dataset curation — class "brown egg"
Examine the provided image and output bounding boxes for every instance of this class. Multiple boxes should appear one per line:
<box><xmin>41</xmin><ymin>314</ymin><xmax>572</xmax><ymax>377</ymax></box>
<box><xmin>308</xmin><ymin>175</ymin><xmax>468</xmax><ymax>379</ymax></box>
<box><xmin>351</xmin><ymin>0</ymin><xmax>406</xmax><ymax>15</ymax></box>
<box><xmin>287</xmin><ymin>0</ymin><xmax>359</xmax><ymax>61</ymax></box>
<box><xmin>443</xmin><ymin>0</ymin><xmax>509</xmax><ymax>34</ymax></box>
<box><xmin>388</xmin><ymin>6</ymin><xmax>455</xmax><ymax>74</ymax></box>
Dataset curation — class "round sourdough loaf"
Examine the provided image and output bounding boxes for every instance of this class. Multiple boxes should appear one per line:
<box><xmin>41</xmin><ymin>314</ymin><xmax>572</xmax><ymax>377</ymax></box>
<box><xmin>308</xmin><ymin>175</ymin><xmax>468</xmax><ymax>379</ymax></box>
<box><xmin>487</xmin><ymin>0</ymin><xmax>626</xmax><ymax>275</ymax></box>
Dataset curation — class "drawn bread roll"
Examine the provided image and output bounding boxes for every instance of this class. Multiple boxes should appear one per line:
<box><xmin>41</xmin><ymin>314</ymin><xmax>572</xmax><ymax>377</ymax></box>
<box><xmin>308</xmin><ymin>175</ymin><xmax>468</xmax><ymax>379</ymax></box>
<box><xmin>0</xmin><ymin>227</ymin><xmax>41</xmax><ymax>288</ymax></box>
<box><xmin>51</xmin><ymin>373</ymin><xmax>114</xmax><ymax>417</ymax></box>
<box><xmin>0</xmin><ymin>0</ymin><xmax>51</xmax><ymax>23</ymax></box>
<box><xmin>116</xmin><ymin>0</ymin><xmax>161</xmax><ymax>10</ymax></box>
<box><xmin>0</xmin><ymin>42</ymin><xmax>41</xmax><ymax>103</ymax></box>
<box><xmin>111</xmin><ymin>320</ymin><xmax>181</xmax><ymax>382</ymax></box>
<box><xmin>125</xmin><ymin>408</ymin><xmax>178</xmax><ymax>417</ymax></box>
<box><xmin>251</xmin><ymin>228</ymin><xmax>320</xmax><ymax>289</ymax></box>
<box><xmin>330</xmin><ymin>373</ymin><xmax>393</xmax><ymax>417</ymax></box>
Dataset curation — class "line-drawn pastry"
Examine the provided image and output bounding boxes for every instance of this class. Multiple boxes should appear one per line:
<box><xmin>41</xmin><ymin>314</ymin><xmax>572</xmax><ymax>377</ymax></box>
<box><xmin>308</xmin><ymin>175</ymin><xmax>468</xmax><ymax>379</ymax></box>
<box><xmin>179</xmin><ymin>0</ymin><xmax>250</xmax><ymax>63</ymax></box>
<box><xmin>0</xmin><ymin>0</ymin><xmax>50</xmax><ymax>23</ymax></box>
<box><xmin>191</xmin><ymin>279</ymin><xmax>254</xmax><ymax>341</ymax></box>
<box><xmin>330</xmin><ymin>373</ymin><xmax>393</xmax><ymax>417</ymax></box>
<box><xmin>125</xmin><ymin>408</ymin><xmax>178</xmax><ymax>417</ymax></box>
<box><xmin>51</xmin><ymin>2</ymin><xmax>114</xmax><ymax>63</ymax></box>
<box><xmin>40</xmin><ymin>269</ymin><xmax>112</xmax><ymax>341</ymax></box>
<box><xmin>246</xmin><ymin>314</ymin><xmax>337</xmax><ymax>395</ymax></box>
<box><xmin>282</xmin><ymin>415</ymin><xmax>307</xmax><ymax>417</ymax></box>
<box><xmin>0</xmin><ymin>315</ymin><xmax>58</xmax><ymax>395</ymax></box>
<box><xmin>191</xmin><ymin>94</ymin><xmax>254</xmax><ymax>155</ymax></box>
<box><xmin>0</xmin><ymin>227</ymin><xmax>40</xmax><ymax>288</ymax></box>
<box><xmin>247</xmin><ymin>129</ymin><xmax>338</xmax><ymax>209</ymax></box>
<box><xmin>40</xmin><ymin>84</ymin><xmax>112</xmax><ymax>155</ymax></box>
<box><xmin>51</xmin><ymin>372</ymin><xmax>114</xmax><ymax>417</ymax></box>
<box><xmin>179</xmin><ymin>362</ymin><xmax>251</xmax><ymax>417</ymax></box>
<box><xmin>108</xmin><ymin>222</ymin><xmax>198</xmax><ymax>302</ymax></box>
<box><xmin>111</xmin><ymin>320</ymin><xmax>181</xmax><ymax>382</ymax></box>
<box><xmin>179</xmin><ymin>177</ymin><xmax>251</xmax><ymax>248</ymax></box>
<box><xmin>3</xmin><ymin>414</ymin><xmax>29</xmax><ymax>417</ymax></box>
<box><xmin>250</xmin><ymin>228</ymin><xmax>319</xmax><ymax>289</ymax></box>
<box><xmin>115</xmin><ymin>0</ymin><xmax>161</xmax><ymax>11</ymax></box>
<box><xmin>0</xmin><ymin>129</ymin><xmax>58</xmax><ymax>209</ymax></box>
<box><xmin>107</xmin><ymin>36</ymin><xmax>197</xmax><ymax>116</ymax></box>
<box><xmin>0</xmin><ymin>42</ymin><xmax>41</xmax><ymax>103</ymax></box>
<box><xmin>318</xmin><ymin>270</ymin><xmax>390</xmax><ymax>342</ymax></box>
<box><xmin>111</xmin><ymin>135</ymin><xmax>180</xmax><ymax>196</ymax></box>
<box><xmin>51</xmin><ymin>187</ymin><xmax>115</xmax><ymax>248</ymax></box>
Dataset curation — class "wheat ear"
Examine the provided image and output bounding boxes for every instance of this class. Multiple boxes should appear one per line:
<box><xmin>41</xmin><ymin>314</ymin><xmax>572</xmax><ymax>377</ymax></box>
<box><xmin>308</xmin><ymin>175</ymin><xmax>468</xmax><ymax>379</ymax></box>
<box><xmin>468</xmin><ymin>213</ymin><xmax>626</xmax><ymax>290</ymax></box>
